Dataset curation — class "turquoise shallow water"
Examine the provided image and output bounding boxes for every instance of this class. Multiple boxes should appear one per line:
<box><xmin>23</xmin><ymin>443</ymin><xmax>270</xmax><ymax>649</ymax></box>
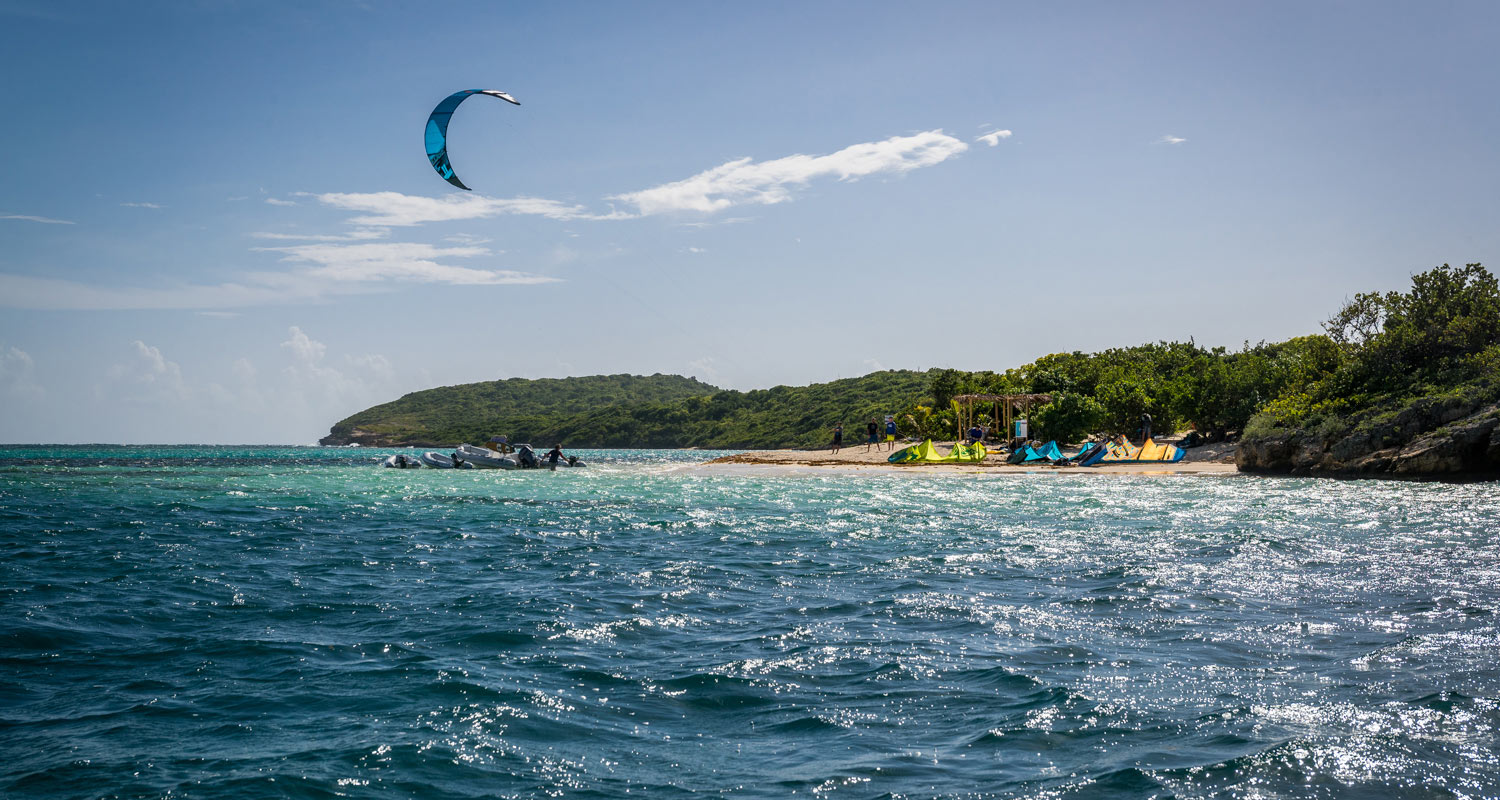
<box><xmin>2</xmin><ymin>446</ymin><xmax>1498</xmax><ymax>799</ymax></box>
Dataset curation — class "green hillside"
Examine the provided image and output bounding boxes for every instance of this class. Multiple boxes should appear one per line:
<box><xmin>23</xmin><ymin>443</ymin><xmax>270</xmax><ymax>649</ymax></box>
<box><xmin>536</xmin><ymin>370</ymin><xmax>936</xmax><ymax>449</ymax></box>
<box><xmin>322</xmin><ymin>370</ymin><xmax>937</xmax><ymax>448</ymax></box>
<box><xmin>322</xmin><ymin>373</ymin><xmax>720</xmax><ymax>446</ymax></box>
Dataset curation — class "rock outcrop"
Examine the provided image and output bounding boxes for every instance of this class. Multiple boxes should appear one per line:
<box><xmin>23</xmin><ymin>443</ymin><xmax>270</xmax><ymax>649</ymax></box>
<box><xmin>1237</xmin><ymin>398</ymin><xmax>1500</xmax><ymax>478</ymax></box>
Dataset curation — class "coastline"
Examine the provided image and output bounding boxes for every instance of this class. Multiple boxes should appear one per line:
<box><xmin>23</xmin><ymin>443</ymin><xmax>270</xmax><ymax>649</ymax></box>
<box><xmin>704</xmin><ymin>441</ymin><xmax>1239</xmax><ymax>475</ymax></box>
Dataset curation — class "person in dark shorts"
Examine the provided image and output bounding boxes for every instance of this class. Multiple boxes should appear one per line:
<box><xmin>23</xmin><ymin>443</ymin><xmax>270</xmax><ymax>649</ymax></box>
<box><xmin>831</xmin><ymin>423</ymin><xmax>843</xmax><ymax>454</ymax></box>
<box><xmin>1140</xmin><ymin>413</ymin><xmax>1153</xmax><ymax>443</ymax></box>
<box><xmin>865</xmin><ymin>418</ymin><xmax>879</xmax><ymax>452</ymax></box>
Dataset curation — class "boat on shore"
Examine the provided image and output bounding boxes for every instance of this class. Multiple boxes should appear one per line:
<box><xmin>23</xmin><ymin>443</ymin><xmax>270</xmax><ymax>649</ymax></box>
<box><xmin>419</xmin><ymin>451</ymin><xmax>473</xmax><ymax>469</ymax></box>
<box><xmin>454</xmin><ymin>442</ymin><xmax>586</xmax><ymax>469</ymax></box>
<box><xmin>454</xmin><ymin>443</ymin><xmax>520</xmax><ymax>469</ymax></box>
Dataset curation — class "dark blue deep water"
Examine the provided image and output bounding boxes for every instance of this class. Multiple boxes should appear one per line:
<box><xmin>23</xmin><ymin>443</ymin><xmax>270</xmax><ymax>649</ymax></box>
<box><xmin>2</xmin><ymin>446</ymin><xmax>1497</xmax><ymax>799</ymax></box>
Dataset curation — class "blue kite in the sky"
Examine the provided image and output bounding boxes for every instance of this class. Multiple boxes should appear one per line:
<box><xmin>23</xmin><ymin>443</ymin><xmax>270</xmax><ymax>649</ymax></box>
<box><xmin>425</xmin><ymin>89</ymin><xmax>520</xmax><ymax>190</ymax></box>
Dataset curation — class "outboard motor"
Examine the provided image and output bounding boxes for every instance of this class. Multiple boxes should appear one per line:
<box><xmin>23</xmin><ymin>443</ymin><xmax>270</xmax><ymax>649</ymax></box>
<box><xmin>517</xmin><ymin>444</ymin><xmax>537</xmax><ymax>469</ymax></box>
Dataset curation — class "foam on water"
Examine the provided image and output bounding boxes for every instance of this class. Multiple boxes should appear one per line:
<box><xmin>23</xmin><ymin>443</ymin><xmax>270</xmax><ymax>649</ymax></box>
<box><xmin>2</xmin><ymin>446</ymin><xmax>1498</xmax><ymax>798</ymax></box>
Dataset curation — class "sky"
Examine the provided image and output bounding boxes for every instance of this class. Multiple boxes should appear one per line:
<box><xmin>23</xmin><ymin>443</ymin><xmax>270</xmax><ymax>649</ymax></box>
<box><xmin>1</xmin><ymin>1</ymin><xmax>1497</xmax><ymax>443</ymax></box>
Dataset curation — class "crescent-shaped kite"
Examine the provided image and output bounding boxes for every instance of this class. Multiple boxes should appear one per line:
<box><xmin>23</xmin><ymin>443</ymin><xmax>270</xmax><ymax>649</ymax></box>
<box><xmin>425</xmin><ymin>89</ymin><xmax>520</xmax><ymax>190</ymax></box>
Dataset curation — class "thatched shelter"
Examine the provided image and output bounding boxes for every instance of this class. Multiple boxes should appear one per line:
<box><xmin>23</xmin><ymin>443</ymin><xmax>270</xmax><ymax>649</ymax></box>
<box><xmin>952</xmin><ymin>393</ymin><xmax>1053</xmax><ymax>440</ymax></box>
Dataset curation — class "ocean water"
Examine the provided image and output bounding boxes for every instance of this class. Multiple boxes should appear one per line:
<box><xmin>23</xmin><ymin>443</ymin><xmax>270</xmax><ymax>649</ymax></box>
<box><xmin>2</xmin><ymin>446</ymin><xmax>1498</xmax><ymax>800</ymax></box>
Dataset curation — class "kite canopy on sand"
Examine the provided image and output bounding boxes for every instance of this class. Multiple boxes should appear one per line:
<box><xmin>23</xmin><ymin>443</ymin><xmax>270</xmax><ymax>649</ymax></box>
<box><xmin>888</xmin><ymin>440</ymin><xmax>988</xmax><ymax>464</ymax></box>
<box><xmin>425</xmin><ymin>89</ymin><xmax>519</xmax><ymax>190</ymax></box>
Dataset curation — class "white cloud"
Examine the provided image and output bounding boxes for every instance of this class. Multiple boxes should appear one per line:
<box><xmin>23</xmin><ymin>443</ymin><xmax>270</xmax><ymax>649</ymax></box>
<box><xmin>0</xmin><ymin>233</ymin><xmax>558</xmax><ymax>311</ymax></box>
<box><xmin>675</xmin><ymin>217</ymin><xmax>754</xmax><ymax>229</ymax></box>
<box><xmin>0</xmin><ymin>246</ymin><xmax>553</xmax><ymax>309</ymax></box>
<box><xmin>313</xmin><ymin>191</ymin><xmax>604</xmax><ymax>226</ymax></box>
<box><xmin>281</xmin><ymin>326</ymin><xmax>327</xmax><ymax>364</ymax></box>
<box><xmin>0</xmin><ymin>344</ymin><xmax>44</xmax><ymax>401</ymax></box>
<box><xmin>348</xmin><ymin>353</ymin><xmax>396</xmax><ymax>384</ymax></box>
<box><xmin>687</xmin><ymin>356</ymin><xmax>722</xmax><ymax>386</ymax></box>
<box><xmin>443</xmin><ymin>233</ymin><xmax>493</xmax><ymax>245</ymax></box>
<box><xmin>611</xmin><ymin>130</ymin><xmax>967</xmax><ymax>216</ymax></box>
<box><xmin>265</xmin><ymin>197</ymin><xmax>298</xmax><ymax>207</ymax></box>
<box><xmin>1</xmin><ymin>214</ymin><xmax>75</xmax><ymax>225</ymax></box>
<box><xmin>0</xmin><ymin>272</ymin><xmax>326</xmax><ymax>311</ymax></box>
<box><xmin>260</xmin><ymin>241</ymin><xmax>559</xmax><ymax>285</ymax></box>
<box><xmin>279</xmin><ymin>326</ymin><xmax>403</xmax><ymax>420</ymax></box>
<box><xmin>976</xmin><ymin>130</ymin><xmax>1013</xmax><ymax>146</ymax></box>
<box><xmin>1158</xmin><ymin>135</ymin><xmax>1187</xmax><ymax>145</ymax></box>
<box><xmin>549</xmin><ymin>244</ymin><xmax>579</xmax><ymax>266</ymax></box>
<box><xmin>8</xmin><ymin>127</ymin><xmax>967</xmax><ymax>312</ymax></box>
<box><xmin>249</xmin><ymin>228</ymin><xmax>390</xmax><ymax>242</ymax></box>
<box><xmin>105</xmin><ymin>340</ymin><xmax>189</xmax><ymax>403</ymax></box>
<box><xmin>0</xmin><ymin>327</ymin><xmax>426</xmax><ymax>444</ymax></box>
<box><xmin>232</xmin><ymin>357</ymin><xmax>256</xmax><ymax>383</ymax></box>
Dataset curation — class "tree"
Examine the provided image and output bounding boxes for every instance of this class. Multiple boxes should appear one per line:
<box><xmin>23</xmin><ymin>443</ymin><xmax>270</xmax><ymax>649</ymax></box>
<box><xmin>1324</xmin><ymin>262</ymin><xmax>1499</xmax><ymax>391</ymax></box>
<box><xmin>929</xmin><ymin>369</ymin><xmax>961</xmax><ymax>410</ymax></box>
<box><xmin>1094</xmin><ymin>368</ymin><xmax>1169</xmax><ymax>434</ymax></box>
<box><xmin>1033</xmin><ymin>393</ymin><xmax>1107</xmax><ymax>443</ymax></box>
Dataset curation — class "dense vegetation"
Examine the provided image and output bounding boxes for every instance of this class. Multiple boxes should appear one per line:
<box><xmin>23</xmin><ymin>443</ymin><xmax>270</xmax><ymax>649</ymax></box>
<box><xmin>325</xmin><ymin>374</ymin><xmax>720</xmax><ymax>446</ymax></box>
<box><xmin>1245</xmin><ymin>262</ymin><xmax>1500</xmax><ymax>443</ymax></box>
<box><xmin>328</xmin><ymin>263</ymin><xmax>1498</xmax><ymax>451</ymax></box>
<box><xmin>901</xmin><ymin>337</ymin><xmax>1343</xmax><ymax>444</ymax></box>
<box><xmin>529</xmin><ymin>370</ymin><xmax>933</xmax><ymax>449</ymax></box>
<box><xmin>324</xmin><ymin>370</ymin><xmax>935</xmax><ymax>449</ymax></box>
<box><xmin>914</xmin><ymin>263</ymin><xmax>1498</xmax><ymax>446</ymax></box>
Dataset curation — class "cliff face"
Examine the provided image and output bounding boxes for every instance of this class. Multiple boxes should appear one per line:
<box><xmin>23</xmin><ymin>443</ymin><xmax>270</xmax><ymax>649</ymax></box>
<box><xmin>1237</xmin><ymin>397</ymin><xmax>1500</xmax><ymax>478</ymax></box>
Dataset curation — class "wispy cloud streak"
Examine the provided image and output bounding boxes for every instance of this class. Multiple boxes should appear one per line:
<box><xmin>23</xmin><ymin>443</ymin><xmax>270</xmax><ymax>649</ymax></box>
<box><xmin>314</xmin><ymin>192</ymin><xmax>606</xmax><ymax>226</ymax></box>
<box><xmin>611</xmin><ymin>130</ymin><xmax>968</xmax><ymax>215</ymax></box>
<box><xmin>250</xmin><ymin>228</ymin><xmax>390</xmax><ymax>242</ymax></box>
<box><xmin>1</xmin><ymin>214</ymin><xmax>75</xmax><ymax>224</ymax></box>
<box><xmin>260</xmin><ymin>242</ymin><xmax>558</xmax><ymax>285</ymax></box>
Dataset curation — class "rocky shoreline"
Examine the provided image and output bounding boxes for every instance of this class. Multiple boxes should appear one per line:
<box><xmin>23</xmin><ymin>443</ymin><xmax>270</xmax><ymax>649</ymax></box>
<box><xmin>1237</xmin><ymin>399</ymin><xmax>1500</xmax><ymax>478</ymax></box>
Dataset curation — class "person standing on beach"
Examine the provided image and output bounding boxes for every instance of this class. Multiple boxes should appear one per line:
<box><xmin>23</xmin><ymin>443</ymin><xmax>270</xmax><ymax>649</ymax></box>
<box><xmin>885</xmin><ymin>416</ymin><xmax>898</xmax><ymax>451</ymax></box>
<box><xmin>831</xmin><ymin>423</ymin><xmax>843</xmax><ymax>454</ymax></box>
<box><xmin>1140</xmin><ymin>413</ymin><xmax>1152</xmax><ymax>443</ymax></box>
<box><xmin>865</xmin><ymin>418</ymin><xmax>879</xmax><ymax>452</ymax></box>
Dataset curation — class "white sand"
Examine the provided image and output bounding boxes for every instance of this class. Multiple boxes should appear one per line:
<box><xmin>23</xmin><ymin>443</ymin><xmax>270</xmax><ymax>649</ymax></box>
<box><xmin>704</xmin><ymin>439</ymin><xmax>1238</xmax><ymax>475</ymax></box>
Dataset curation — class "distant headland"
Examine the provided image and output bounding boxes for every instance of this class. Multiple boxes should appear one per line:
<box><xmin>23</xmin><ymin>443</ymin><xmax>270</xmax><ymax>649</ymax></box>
<box><xmin>324</xmin><ymin>264</ymin><xmax>1500</xmax><ymax>479</ymax></box>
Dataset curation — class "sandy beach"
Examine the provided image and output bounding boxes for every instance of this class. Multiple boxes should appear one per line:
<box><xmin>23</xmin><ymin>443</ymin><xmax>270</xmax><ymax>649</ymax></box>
<box><xmin>704</xmin><ymin>440</ymin><xmax>1239</xmax><ymax>475</ymax></box>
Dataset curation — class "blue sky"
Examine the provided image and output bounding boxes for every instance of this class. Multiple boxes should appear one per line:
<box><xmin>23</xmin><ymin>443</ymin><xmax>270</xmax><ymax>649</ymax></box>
<box><xmin>2</xmin><ymin>1</ymin><xmax>1496</xmax><ymax>443</ymax></box>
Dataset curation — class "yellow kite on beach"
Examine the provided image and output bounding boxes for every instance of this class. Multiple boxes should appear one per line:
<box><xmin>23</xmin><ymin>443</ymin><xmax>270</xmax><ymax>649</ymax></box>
<box><xmin>889</xmin><ymin>440</ymin><xmax>988</xmax><ymax>464</ymax></box>
<box><xmin>1090</xmin><ymin>437</ymin><xmax>1186</xmax><ymax>464</ymax></box>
